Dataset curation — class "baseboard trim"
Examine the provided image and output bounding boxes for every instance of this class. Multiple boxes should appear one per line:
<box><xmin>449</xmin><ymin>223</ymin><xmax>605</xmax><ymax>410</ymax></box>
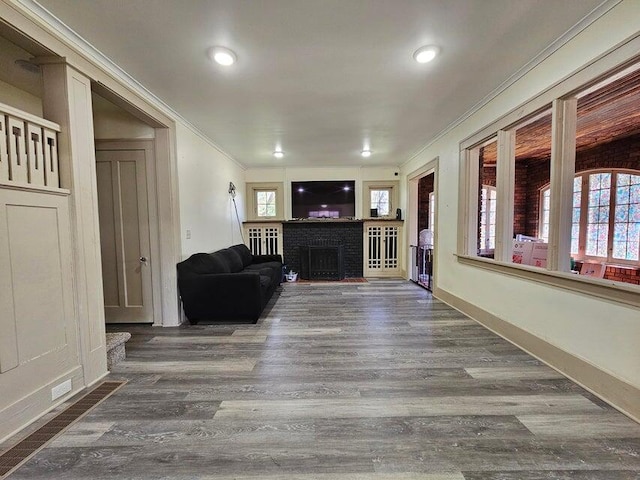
<box><xmin>0</xmin><ymin>366</ymin><xmax>84</xmax><ymax>444</ymax></box>
<box><xmin>433</xmin><ymin>287</ymin><xmax>640</xmax><ymax>424</ymax></box>
<box><xmin>0</xmin><ymin>380</ymin><xmax>126</xmax><ymax>478</ymax></box>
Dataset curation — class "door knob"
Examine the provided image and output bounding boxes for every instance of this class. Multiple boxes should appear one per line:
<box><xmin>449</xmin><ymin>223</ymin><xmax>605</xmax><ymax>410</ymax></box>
<box><xmin>139</xmin><ymin>256</ymin><xmax>148</xmax><ymax>263</ymax></box>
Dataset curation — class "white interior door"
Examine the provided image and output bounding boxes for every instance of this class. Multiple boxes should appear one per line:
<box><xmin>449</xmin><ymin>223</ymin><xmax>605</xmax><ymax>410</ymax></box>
<box><xmin>96</xmin><ymin>149</ymin><xmax>153</xmax><ymax>323</ymax></box>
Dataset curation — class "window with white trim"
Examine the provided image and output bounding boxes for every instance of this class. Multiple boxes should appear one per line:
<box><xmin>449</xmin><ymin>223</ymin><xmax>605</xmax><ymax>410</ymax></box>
<box><xmin>540</xmin><ymin>188</ymin><xmax>551</xmax><ymax>243</ymax></box>
<box><xmin>541</xmin><ymin>170</ymin><xmax>640</xmax><ymax>263</ymax></box>
<box><xmin>246</xmin><ymin>182</ymin><xmax>284</xmax><ymax>221</ymax></box>
<box><xmin>256</xmin><ymin>190</ymin><xmax>277</xmax><ymax>218</ymax></box>
<box><xmin>460</xmin><ymin>47</ymin><xmax>640</xmax><ymax>292</ymax></box>
<box><xmin>613</xmin><ymin>172</ymin><xmax>640</xmax><ymax>261</ymax></box>
<box><xmin>363</xmin><ymin>181</ymin><xmax>399</xmax><ymax>219</ymax></box>
<box><xmin>571</xmin><ymin>176</ymin><xmax>582</xmax><ymax>256</ymax></box>
<box><xmin>479</xmin><ymin>185</ymin><xmax>496</xmax><ymax>251</ymax></box>
<box><xmin>370</xmin><ymin>189</ymin><xmax>390</xmax><ymax>216</ymax></box>
<box><xmin>429</xmin><ymin>191</ymin><xmax>435</xmax><ymax>233</ymax></box>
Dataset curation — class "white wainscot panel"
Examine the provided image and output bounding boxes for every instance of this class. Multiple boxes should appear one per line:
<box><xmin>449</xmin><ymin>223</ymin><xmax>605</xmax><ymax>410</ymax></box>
<box><xmin>7</xmin><ymin>204</ymin><xmax>68</xmax><ymax>362</ymax></box>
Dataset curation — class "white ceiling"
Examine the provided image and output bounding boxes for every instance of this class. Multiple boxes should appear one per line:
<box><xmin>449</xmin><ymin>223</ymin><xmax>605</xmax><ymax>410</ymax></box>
<box><xmin>33</xmin><ymin>0</ymin><xmax>604</xmax><ymax>168</ymax></box>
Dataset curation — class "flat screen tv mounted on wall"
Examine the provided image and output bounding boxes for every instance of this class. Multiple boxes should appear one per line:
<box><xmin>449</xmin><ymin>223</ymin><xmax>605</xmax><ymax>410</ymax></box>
<box><xmin>291</xmin><ymin>180</ymin><xmax>355</xmax><ymax>219</ymax></box>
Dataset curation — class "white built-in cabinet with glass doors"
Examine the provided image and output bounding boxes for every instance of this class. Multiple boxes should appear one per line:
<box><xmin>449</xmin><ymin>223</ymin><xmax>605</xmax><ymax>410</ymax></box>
<box><xmin>364</xmin><ymin>220</ymin><xmax>403</xmax><ymax>277</ymax></box>
<box><xmin>243</xmin><ymin>223</ymin><xmax>283</xmax><ymax>256</ymax></box>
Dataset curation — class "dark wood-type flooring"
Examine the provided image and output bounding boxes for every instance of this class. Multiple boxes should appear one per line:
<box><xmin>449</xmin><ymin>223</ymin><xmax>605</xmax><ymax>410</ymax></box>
<box><xmin>5</xmin><ymin>280</ymin><xmax>640</xmax><ymax>479</ymax></box>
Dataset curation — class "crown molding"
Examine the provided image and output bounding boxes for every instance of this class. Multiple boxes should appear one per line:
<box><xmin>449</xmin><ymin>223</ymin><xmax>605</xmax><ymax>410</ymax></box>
<box><xmin>402</xmin><ymin>0</ymin><xmax>622</xmax><ymax>167</ymax></box>
<box><xmin>16</xmin><ymin>0</ymin><xmax>245</xmax><ymax>170</ymax></box>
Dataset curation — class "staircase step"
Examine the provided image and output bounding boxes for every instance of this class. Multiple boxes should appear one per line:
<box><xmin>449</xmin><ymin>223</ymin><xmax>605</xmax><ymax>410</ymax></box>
<box><xmin>106</xmin><ymin>332</ymin><xmax>131</xmax><ymax>370</ymax></box>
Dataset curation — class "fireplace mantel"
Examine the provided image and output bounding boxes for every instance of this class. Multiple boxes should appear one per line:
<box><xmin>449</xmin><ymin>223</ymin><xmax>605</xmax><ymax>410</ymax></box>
<box><xmin>243</xmin><ymin>218</ymin><xmax>402</xmax><ymax>225</ymax></box>
<box><xmin>285</xmin><ymin>218</ymin><xmax>363</xmax><ymax>224</ymax></box>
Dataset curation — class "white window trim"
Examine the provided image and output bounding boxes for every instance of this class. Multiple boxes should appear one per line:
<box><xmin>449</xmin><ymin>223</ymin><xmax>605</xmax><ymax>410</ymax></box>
<box><xmin>246</xmin><ymin>182</ymin><xmax>284</xmax><ymax>221</ymax></box>
<box><xmin>429</xmin><ymin>191</ymin><xmax>436</xmax><ymax>232</ymax></box>
<box><xmin>480</xmin><ymin>185</ymin><xmax>497</xmax><ymax>252</ymax></box>
<box><xmin>539</xmin><ymin>187</ymin><xmax>551</xmax><ymax>244</ymax></box>
<box><xmin>255</xmin><ymin>189</ymin><xmax>277</xmax><ymax>218</ymax></box>
<box><xmin>362</xmin><ymin>181</ymin><xmax>399</xmax><ymax>219</ymax></box>
<box><xmin>456</xmin><ymin>34</ymin><xmax>640</xmax><ymax>302</ymax></box>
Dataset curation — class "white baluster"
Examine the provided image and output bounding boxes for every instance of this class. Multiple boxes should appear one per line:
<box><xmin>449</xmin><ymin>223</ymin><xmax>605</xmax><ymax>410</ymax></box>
<box><xmin>7</xmin><ymin>117</ymin><xmax>28</xmax><ymax>184</ymax></box>
<box><xmin>0</xmin><ymin>115</ymin><xmax>8</xmax><ymax>182</ymax></box>
<box><xmin>43</xmin><ymin>129</ymin><xmax>60</xmax><ymax>188</ymax></box>
<box><xmin>27</xmin><ymin>123</ymin><xmax>45</xmax><ymax>186</ymax></box>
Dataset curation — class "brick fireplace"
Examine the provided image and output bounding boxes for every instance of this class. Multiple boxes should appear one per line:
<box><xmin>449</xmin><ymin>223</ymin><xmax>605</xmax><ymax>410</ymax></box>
<box><xmin>282</xmin><ymin>220</ymin><xmax>364</xmax><ymax>278</ymax></box>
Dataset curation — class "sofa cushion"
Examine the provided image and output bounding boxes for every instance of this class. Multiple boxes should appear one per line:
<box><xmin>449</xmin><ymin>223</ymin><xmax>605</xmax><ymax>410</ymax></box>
<box><xmin>245</xmin><ymin>261</ymin><xmax>282</xmax><ymax>272</ymax></box>
<box><xmin>244</xmin><ymin>266</ymin><xmax>274</xmax><ymax>277</ymax></box>
<box><xmin>178</xmin><ymin>252</ymin><xmax>229</xmax><ymax>276</ymax></box>
<box><xmin>222</xmin><ymin>248</ymin><xmax>244</xmax><ymax>273</ymax></box>
<box><xmin>209</xmin><ymin>252</ymin><xmax>231</xmax><ymax>273</ymax></box>
<box><xmin>230</xmin><ymin>244</ymin><xmax>254</xmax><ymax>268</ymax></box>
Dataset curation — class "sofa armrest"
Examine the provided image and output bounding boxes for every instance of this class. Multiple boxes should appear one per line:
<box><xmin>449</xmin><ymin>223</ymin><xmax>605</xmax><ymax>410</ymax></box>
<box><xmin>178</xmin><ymin>272</ymin><xmax>263</xmax><ymax>321</ymax></box>
<box><xmin>252</xmin><ymin>254</ymin><xmax>283</xmax><ymax>264</ymax></box>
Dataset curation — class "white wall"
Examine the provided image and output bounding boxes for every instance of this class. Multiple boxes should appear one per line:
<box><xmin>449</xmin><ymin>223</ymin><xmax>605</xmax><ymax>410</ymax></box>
<box><xmin>0</xmin><ymin>79</ymin><xmax>42</xmax><ymax>116</ymax></box>
<box><xmin>246</xmin><ymin>166</ymin><xmax>399</xmax><ymax>219</ymax></box>
<box><xmin>92</xmin><ymin>93</ymin><xmax>155</xmax><ymax>139</ymax></box>
<box><xmin>176</xmin><ymin>123</ymin><xmax>246</xmax><ymax>257</ymax></box>
<box><xmin>401</xmin><ymin>0</ymin><xmax>640</xmax><ymax>389</ymax></box>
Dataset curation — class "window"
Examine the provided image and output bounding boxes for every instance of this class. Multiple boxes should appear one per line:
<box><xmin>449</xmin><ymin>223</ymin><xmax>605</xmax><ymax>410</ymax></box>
<box><xmin>459</xmin><ymin>48</ymin><xmax>640</xmax><ymax>294</ymax></box>
<box><xmin>613</xmin><ymin>173</ymin><xmax>640</xmax><ymax>261</ymax></box>
<box><xmin>370</xmin><ymin>189</ymin><xmax>390</xmax><ymax>216</ymax></box>
<box><xmin>540</xmin><ymin>170</ymin><xmax>640</xmax><ymax>263</ymax></box>
<box><xmin>586</xmin><ymin>172</ymin><xmax>611</xmax><ymax>258</ymax></box>
<box><xmin>538</xmin><ymin>176</ymin><xmax>578</xmax><ymax>253</ymax></box>
<box><xmin>479</xmin><ymin>185</ymin><xmax>496</xmax><ymax>251</ymax></box>
<box><xmin>571</xmin><ymin>176</ymin><xmax>582</xmax><ymax>255</ymax></box>
<box><xmin>363</xmin><ymin>181</ymin><xmax>399</xmax><ymax>218</ymax></box>
<box><xmin>256</xmin><ymin>190</ymin><xmax>276</xmax><ymax>218</ymax></box>
<box><xmin>429</xmin><ymin>192</ymin><xmax>435</xmax><ymax>232</ymax></box>
<box><xmin>246</xmin><ymin>182</ymin><xmax>284</xmax><ymax>221</ymax></box>
<box><xmin>540</xmin><ymin>189</ymin><xmax>551</xmax><ymax>243</ymax></box>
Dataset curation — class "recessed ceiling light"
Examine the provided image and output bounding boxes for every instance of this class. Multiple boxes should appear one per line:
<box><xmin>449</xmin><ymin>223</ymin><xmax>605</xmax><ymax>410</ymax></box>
<box><xmin>361</xmin><ymin>149</ymin><xmax>372</xmax><ymax>158</ymax></box>
<box><xmin>209</xmin><ymin>46</ymin><xmax>237</xmax><ymax>66</ymax></box>
<box><xmin>413</xmin><ymin>45</ymin><xmax>440</xmax><ymax>64</ymax></box>
<box><xmin>343</xmin><ymin>186</ymin><xmax>350</xmax><ymax>191</ymax></box>
<box><xmin>273</xmin><ymin>150</ymin><xmax>284</xmax><ymax>159</ymax></box>
<box><xmin>298</xmin><ymin>187</ymin><xmax>304</xmax><ymax>193</ymax></box>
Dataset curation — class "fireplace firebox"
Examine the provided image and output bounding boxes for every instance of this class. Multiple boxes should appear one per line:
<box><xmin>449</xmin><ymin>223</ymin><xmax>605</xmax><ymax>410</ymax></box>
<box><xmin>299</xmin><ymin>243</ymin><xmax>345</xmax><ymax>280</ymax></box>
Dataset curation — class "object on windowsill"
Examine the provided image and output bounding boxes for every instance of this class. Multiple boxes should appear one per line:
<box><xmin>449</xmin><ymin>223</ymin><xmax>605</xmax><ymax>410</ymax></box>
<box><xmin>579</xmin><ymin>262</ymin><xmax>606</xmax><ymax>278</ymax></box>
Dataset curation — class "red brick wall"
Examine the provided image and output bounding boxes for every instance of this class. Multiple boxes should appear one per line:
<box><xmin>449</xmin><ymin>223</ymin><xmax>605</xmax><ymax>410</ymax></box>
<box><xmin>517</xmin><ymin>134</ymin><xmax>640</xmax><ymax>237</ymax></box>
<box><xmin>523</xmin><ymin>159</ymin><xmax>551</xmax><ymax>237</ymax></box>
<box><xmin>604</xmin><ymin>265</ymin><xmax>640</xmax><ymax>284</ymax></box>
<box><xmin>575</xmin><ymin>261</ymin><xmax>640</xmax><ymax>284</ymax></box>
<box><xmin>513</xmin><ymin>162</ymin><xmax>528</xmax><ymax>235</ymax></box>
<box><xmin>417</xmin><ymin>174</ymin><xmax>434</xmax><ymax>241</ymax></box>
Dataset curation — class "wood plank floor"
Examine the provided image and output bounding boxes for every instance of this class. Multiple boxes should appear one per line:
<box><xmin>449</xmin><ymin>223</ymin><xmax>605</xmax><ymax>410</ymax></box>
<box><xmin>5</xmin><ymin>279</ymin><xmax>640</xmax><ymax>479</ymax></box>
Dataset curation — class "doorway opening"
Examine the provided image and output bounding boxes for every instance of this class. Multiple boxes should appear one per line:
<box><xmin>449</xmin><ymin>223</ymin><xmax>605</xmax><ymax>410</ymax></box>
<box><xmin>92</xmin><ymin>90</ymin><xmax>163</xmax><ymax>325</ymax></box>
<box><xmin>416</xmin><ymin>172</ymin><xmax>435</xmax><ymax>290</ymax></box>
<box><xmin>407</xmin><ymin>159</ymin><xmax>438</xmax><ymax>292</ymax></box>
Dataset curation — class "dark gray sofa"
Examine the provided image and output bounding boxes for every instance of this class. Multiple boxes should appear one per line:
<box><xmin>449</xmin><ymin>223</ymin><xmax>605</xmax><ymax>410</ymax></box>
<box><xmin>177</xmin><ymin>244</ymin><xmax>282</xmax><ymax>323</ymax></box>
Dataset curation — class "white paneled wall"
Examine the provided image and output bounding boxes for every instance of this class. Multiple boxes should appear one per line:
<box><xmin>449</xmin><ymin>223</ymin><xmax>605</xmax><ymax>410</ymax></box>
<box><xmin>0</xmin><ymin>188</ymin><xmax>80</xmax><ymax>440</ymax></box>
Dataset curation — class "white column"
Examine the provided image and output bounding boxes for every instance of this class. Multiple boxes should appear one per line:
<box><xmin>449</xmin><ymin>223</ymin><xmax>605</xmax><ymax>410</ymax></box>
<box><xmin>549</xmin><ymin>98</ymin><xmax>577</xmax><ymax>272</ymax></box>
<box><xmin>40</xmin><ymin>59</ymin><xmax>107</xmax><ymax>385</ymax></box>
<box><xmin>495</xmin><ymin>129</ymin><xmax>516</xmax><ymax>262</ymax></box>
